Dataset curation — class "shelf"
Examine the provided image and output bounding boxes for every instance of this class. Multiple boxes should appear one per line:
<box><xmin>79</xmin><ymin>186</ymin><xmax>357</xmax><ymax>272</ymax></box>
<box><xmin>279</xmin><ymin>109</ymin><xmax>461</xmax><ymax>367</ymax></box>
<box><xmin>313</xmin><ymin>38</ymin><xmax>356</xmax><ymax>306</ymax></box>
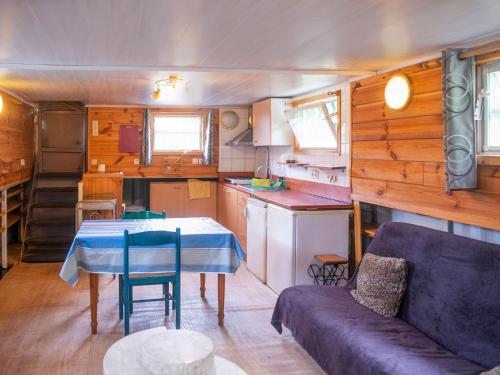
<box><xmin>276</xmin><ymin>161</ymin><xmax>346</xmax><ymax>171</ymax></box>
<box><xmin>308</xmin><ymin>164</ymin><xmax>346</xmax><ymax>171</ymax></box>
<box><xmin>7</xmin><ymin>189</ymin><xmax>22</xmax><ymax>199</ymax></box>
<box><xmin>7</xmin><ymin>200</ymin><xmax>22</xmax><ymax>213</ymax></box>
<box><xmin>7</xmin><ymin>213</ymin><xmax>21</xmax><ymax>228</ymax></box>
<box><xmin>362</xmin><ymin>223</ymin><xmax>379</xmax><ymax>238</ymax></box>
<box><xmin>276</xmin><ymin>161</ymin><xmax>309</xmax><ymax>167</ymax></box>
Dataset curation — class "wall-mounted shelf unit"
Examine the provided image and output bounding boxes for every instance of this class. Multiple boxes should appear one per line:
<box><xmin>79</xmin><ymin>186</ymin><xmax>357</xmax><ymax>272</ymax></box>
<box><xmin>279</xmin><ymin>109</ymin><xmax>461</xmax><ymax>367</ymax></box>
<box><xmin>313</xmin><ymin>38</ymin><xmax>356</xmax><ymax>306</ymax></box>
<box><xmin>276</xmin><ymin>161</ymin><xmax>346</xmax><ymax>171</ymax></box>
<box><xmin>1</xmin><ymin>179</ymin><xmax>27</xmax><ymax>269</ymax></box>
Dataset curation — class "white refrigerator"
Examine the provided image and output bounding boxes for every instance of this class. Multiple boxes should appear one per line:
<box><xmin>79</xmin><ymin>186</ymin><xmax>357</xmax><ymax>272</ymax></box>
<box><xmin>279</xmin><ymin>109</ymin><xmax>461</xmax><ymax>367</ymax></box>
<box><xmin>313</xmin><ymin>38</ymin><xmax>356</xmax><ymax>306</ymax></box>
<box><xmin>266</xmin><ymin>203</ymin><xmax>351</xmax><ymax>294</ymax></box>
<box><xmin>246</xmin><ymin>198</ymin><xmax>268</xmax><ymax>282</ymax></box>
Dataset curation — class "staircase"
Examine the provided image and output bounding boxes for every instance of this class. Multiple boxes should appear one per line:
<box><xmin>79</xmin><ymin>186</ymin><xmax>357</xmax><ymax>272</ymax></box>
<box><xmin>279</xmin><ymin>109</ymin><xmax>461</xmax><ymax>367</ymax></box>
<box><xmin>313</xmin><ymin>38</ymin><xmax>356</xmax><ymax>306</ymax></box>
<box><xmin>21</xmin><ymin>172</ymin><xmax>81</xmax><ymax>263</ymax></box>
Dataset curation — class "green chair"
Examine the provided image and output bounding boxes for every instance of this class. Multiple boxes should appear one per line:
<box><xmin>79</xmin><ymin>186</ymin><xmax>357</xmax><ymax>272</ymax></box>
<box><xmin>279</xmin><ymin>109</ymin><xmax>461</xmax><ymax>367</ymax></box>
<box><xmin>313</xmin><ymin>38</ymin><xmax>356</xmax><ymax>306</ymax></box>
<box><xmin>122</xmin><ymin>210</ymin><xmax>166</xmax><ymax>219</ymax></box>
<box><xmin>119</xmin><ymin>229</ymin><xmax>181</xmax><ymax>335</ymax></box>
<box><xmin>120</xmin><ymin>210</ymin><xmax>171</xmax><ymax>304</ymax></box>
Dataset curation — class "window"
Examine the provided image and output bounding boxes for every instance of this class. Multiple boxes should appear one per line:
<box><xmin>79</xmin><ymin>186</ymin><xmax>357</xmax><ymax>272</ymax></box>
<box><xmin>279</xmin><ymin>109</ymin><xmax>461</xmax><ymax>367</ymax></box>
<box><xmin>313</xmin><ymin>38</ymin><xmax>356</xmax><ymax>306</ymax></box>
<box><xmin>479</xmin><ymin>62</ymin><xmax>500</xmax><ymax>152</ymax></box>
<box><xmin>152</xmin><ymin>113</ymin><xmax>204</xmax><ymax>153</ymax></box>
<box><xmin>286</xmin><ymin>95</ymin><xmax>339</xmax><ymax>151</ymax></box>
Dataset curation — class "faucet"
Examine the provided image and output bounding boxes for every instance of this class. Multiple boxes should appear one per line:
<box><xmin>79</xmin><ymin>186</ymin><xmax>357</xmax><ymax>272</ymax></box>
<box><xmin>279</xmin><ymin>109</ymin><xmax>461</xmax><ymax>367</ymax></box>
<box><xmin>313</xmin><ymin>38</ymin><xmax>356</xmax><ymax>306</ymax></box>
<box><xmin>255</xmin><ymin>164</ymin><xmax>271</xmax><ymax>178</ymax></box>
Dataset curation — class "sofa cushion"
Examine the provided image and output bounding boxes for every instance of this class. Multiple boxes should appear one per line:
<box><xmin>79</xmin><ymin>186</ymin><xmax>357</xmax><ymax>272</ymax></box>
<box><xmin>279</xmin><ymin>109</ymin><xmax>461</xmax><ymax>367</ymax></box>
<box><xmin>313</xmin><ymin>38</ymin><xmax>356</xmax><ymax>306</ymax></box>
<box><xmin>351</xmin><ymin>253</ymin><xmax>408</xmax><ymax>318</ymax></box>
<box><xmin>272</xmin><ymin>285</ymin><xmax>485</xmax><ymax>375</ymax></box>
<box><xmin>365</xmin><ymin>223</ymin><xmax>500</xmax><ymax>368</ymax></box>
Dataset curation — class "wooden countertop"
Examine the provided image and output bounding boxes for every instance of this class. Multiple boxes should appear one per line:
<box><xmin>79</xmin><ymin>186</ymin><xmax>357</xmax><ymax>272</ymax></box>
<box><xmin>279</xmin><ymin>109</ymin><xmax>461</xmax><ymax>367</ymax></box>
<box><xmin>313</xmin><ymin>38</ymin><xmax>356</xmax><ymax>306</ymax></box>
<box><xmin>220</xmin><ymin>182</ymin><xmax>352</xmax><ymax>210</ymax></box>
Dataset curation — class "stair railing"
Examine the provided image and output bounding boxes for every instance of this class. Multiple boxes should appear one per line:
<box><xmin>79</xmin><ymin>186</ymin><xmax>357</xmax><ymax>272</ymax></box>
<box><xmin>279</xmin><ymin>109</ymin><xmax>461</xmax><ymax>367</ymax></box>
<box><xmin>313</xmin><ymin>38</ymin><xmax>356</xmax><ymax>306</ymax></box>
<box><xmin>20</xmin><ymin>159</ymin><xmax>38</xmax><ymax>262</ymax></box>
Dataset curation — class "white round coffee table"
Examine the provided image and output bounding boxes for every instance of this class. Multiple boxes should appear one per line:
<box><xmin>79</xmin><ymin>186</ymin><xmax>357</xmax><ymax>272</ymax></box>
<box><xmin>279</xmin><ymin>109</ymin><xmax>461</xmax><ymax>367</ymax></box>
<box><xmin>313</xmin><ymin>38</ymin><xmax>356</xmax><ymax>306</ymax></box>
<box><xmin>103</xmin><ymin>327</ymin><xmax>246</xmax><ymax>375</ymax></box>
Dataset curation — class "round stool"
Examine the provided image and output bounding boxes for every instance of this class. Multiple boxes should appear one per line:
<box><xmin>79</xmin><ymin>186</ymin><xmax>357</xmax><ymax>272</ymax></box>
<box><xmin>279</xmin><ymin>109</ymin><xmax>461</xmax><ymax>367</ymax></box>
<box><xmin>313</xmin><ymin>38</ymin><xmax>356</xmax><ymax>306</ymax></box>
<box><xmin>103</xmin><ymin>328</ymin><xmax>246</xmax><ymax>375</ymax></box>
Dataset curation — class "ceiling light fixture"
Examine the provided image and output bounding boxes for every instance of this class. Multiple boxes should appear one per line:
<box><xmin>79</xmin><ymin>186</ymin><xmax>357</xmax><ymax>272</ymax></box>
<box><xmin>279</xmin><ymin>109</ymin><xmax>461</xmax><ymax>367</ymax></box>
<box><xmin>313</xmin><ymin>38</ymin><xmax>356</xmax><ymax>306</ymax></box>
<box><xmin>384</xmin><ymin>74</ymin><xmax>411</xmax><ymax>110</ymax></box>
<box><xmin>150</xmin><ymin>74</ymin><xmax>185</xmax><ymax>101</ymax></box>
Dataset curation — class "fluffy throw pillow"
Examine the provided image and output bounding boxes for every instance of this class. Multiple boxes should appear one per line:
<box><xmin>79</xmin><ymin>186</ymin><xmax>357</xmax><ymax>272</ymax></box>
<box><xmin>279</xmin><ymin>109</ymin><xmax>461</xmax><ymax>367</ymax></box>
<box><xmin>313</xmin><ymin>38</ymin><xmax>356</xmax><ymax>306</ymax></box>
<box><xmin>351</xmin><ymin>253</ymin><xmax>408</xmax><ymax>318</ymax></box>
<box><xmin>481</xmin><ymin>366</ymin><xmax>500</xmax><ymax>375</ymax></box>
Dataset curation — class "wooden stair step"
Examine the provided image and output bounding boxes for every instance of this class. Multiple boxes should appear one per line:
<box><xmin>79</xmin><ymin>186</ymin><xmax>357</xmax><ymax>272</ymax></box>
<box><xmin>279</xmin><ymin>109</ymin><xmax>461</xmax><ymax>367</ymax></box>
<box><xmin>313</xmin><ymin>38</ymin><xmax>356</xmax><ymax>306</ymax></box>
<box><xmin>37</xmin><ymin>172</ymin><xmax>81</xmax><ymax>179</ymax></box>
<box><xmin>35</xmin><ymin>187</ymin><xmax>78</xmax><ymax>193</ymax></box>
<box><xmin>24</xmin><ymin>235</ymin><xmax>74</xmax><ymax>245</ymax></box>
<box><xmin>32</xmin><ymin>202</ymin><xmax>76</xmax><ymax>209</ymax></box>
<box><xmin>28</xmin><ymin>218</ymin><xmax>74</xmax><ymax>227</ymax></box>
<box><xmin>21</xmin><ymin>249</ymin><xmax>70</xmax><ymax>263</ymax></box>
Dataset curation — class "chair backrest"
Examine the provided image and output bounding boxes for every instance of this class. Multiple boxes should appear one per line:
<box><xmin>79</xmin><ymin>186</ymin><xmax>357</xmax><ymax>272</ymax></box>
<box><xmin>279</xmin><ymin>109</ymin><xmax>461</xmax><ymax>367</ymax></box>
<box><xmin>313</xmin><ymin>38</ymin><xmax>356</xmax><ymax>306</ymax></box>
<box><xmin>123</xmin><ymin>229</ymin><xmax>181</xmax><ymax>282</ymax></box>
<box><xmin>122</xmin><ymin>210</ymin><xmax>166</xmax><ymax>220</ymax></box>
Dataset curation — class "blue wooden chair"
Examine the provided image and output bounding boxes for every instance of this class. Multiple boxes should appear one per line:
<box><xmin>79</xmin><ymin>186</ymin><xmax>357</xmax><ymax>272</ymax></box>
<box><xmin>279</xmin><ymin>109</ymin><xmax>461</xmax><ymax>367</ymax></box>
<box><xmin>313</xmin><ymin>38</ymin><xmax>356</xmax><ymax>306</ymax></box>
<box><xmin>119</xmin><ymin>229</ymin><xmax>181</xmax><ymax>335</ymax></box>
<box><xmin>122</xmin><ymin>210</ymin><xmax>166</xmax><ymax>219</ymax></box>
<box><xmin>120</xmin><ymin>210</ymin><xmax>172</xmax><ymax>307</ymax></box>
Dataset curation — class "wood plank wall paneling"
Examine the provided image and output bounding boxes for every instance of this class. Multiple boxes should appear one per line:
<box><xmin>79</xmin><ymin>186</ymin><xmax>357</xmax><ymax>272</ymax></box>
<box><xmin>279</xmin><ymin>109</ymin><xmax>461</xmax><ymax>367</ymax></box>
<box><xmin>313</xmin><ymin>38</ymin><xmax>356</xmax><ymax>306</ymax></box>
<box><xmin>351</xmin><ymin>59</ymin><xmax>500</xmax><ymax>231</ymax></box>
<box><xmin>87</xmin><ymin>107</ymin><xmax>218</xmax><ymax>177</ymax></box>
<box><xmin>0</xmin><ymin>92</ymin><xmax>34</xmax><ymax>188</ymax></box>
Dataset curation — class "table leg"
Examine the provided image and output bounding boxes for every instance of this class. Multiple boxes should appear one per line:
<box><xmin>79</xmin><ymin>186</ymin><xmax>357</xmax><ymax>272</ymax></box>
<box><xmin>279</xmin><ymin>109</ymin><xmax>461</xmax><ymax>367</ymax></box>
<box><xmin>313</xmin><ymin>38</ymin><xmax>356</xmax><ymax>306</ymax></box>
<box><xmin>89</xmin><ymin>273</ymin><xmax>99</xmax><ymax>334</ymax></box>
<box><xmin>200</xmin><ymin>273</ymin><xmax>206</xmax><ymax>298</ymax></box>
<box><xmin>217</xmin><ymin>274</ymin><xmax>225</xmax><ymax>326</ymax></box>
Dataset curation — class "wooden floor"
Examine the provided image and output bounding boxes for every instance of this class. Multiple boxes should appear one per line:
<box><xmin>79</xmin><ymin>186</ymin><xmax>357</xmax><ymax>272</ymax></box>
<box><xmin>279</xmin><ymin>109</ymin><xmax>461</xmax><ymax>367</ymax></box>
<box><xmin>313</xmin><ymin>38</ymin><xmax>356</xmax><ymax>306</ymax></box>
<box><xmin>0</xmin><ymin>262</ymin><xmax>324</xmax><ymax>375</ymax></box>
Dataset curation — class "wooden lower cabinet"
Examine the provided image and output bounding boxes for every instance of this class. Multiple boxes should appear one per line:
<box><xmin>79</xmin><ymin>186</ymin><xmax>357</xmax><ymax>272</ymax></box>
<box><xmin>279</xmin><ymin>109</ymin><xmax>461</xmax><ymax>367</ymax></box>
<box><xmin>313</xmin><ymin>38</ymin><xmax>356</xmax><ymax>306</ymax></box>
<box><xmin>150</xmin><ymin>182</ymin><xmax>217</xmax><ymax>219</ymax></box>
<box><xmin>217</xmin><ymin>184</ymin><xmax>249</xmax><ymax>252</ymax></box>
<box><xmin>217</xmin><ymin>184</ymin><xmax>238</xmax><ymax>229</ymax></box>
<box><xmin>236</xmin><ymin>190</ymin><xmax>249</xmax><ymax>252</ymax></box>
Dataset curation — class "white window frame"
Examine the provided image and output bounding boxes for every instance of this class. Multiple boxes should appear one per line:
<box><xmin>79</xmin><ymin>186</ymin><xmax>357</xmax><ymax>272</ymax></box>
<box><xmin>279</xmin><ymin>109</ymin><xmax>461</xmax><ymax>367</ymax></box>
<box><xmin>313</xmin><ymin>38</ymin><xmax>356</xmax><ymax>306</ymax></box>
<box><xmin>478</xmin><ymin>61</ymin><xmax>500</xmax><ymax>153</ymax></box>
<box><xmin>290</xmin><ymin>95</ymin><xmax>340</xmax><ymax>154</ymax></box>
<box><xmin>151</xmin><ymin>112</ymin><xmax>205</xmax><ymax>154</ymax></box>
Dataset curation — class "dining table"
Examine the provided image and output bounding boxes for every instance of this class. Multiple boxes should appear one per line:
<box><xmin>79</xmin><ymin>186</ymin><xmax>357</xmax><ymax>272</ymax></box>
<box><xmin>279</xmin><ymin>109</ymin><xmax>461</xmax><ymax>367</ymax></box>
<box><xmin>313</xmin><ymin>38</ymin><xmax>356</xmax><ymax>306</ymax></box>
<box><xmin>59</xmin><ymin>217</ymin><xmax>245</xmax><ymax>334</ymax></box>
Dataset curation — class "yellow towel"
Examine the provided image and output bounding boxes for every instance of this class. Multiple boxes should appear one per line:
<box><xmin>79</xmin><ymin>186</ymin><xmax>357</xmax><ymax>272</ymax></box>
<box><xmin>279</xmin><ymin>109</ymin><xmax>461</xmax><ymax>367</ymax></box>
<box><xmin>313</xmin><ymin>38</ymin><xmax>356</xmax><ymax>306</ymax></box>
<box><xmin>187</xmin><ymin>179</ymin><xmax>211</xmax><ymax>200</ymax></box>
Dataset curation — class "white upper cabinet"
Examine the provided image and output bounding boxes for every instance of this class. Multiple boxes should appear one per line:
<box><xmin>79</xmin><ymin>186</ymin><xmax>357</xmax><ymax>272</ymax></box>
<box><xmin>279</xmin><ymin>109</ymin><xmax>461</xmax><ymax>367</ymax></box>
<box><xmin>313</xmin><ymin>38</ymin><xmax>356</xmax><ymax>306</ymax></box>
<box><xmin>252</xmin><ymin>99</ymin><xmax>292</xmax><ymax>146</ymax></box>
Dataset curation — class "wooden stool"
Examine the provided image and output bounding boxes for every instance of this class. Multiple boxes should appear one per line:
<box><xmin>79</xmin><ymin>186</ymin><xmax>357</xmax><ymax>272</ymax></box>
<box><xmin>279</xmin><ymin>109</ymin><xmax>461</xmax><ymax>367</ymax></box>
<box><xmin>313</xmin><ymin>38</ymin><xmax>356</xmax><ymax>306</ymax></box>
<box><xmin>308</xmin><ymin>254</ymin><xmax>348</xmax><ymax>286</ymax></box>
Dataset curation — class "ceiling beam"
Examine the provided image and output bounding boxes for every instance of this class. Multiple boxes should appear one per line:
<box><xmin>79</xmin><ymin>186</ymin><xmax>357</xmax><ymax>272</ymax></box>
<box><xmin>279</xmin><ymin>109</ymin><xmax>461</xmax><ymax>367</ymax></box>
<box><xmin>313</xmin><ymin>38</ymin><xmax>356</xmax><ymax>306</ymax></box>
<box><xmin>0</xmin><ymin>62</ymin><xmax>374</xmax><ymax>76</ymax></box>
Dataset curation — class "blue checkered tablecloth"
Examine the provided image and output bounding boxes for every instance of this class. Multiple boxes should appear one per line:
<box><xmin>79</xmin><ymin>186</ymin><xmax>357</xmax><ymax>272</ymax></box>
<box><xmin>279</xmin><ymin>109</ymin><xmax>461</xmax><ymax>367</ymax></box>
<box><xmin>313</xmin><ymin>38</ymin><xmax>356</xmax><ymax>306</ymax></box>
<box><xmin>60</xmin><ymin>217</ymin><xmax>244</xmax><ymax>286</ymax></box>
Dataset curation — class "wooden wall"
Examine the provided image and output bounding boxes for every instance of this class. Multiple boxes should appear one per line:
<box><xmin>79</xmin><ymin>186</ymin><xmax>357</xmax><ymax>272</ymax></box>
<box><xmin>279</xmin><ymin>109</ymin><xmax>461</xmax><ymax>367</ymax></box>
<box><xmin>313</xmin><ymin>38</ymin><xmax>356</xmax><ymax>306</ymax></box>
<box><xmin>0</xmin><ymin>92</ymin><xmax>34</xmax><ymax>188</ymax></box>
<box><xmin>350</xmin><ymin>59</ymin><xmax>500</xmax><ymax>231</ymax></box>
<box><xmin>87</xmin><ymin>107</ymin><xmax>218</xmax><ymax>177</ymax></box>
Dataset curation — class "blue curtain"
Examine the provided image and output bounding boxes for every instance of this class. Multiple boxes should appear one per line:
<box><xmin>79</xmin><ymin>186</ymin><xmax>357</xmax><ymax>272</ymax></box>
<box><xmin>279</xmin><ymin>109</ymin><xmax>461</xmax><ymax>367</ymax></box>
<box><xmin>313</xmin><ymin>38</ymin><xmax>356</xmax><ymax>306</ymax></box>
<box><xmin>202</xmin><ymin>109</ymin><xmax>216</xmax><ymax>165</ymax></box>
<box><xmin>140</xmin><ymin>108</ymin><xmax>152</xmax><ymax>166</ymax></box>
<box><xmin>442</xmin><ymin>49</ymin><xmax>477</xmax><ymax>192</ymax></box>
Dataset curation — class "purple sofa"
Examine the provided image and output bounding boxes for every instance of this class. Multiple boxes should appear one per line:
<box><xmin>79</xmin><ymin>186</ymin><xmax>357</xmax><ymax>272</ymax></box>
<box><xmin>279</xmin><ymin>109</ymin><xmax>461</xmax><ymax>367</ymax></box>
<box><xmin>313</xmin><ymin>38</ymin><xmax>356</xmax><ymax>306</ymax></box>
<box><xmin>272</xmin><ymin>222</ymin><xmax>500</xmax><ymax>375</ymax></box>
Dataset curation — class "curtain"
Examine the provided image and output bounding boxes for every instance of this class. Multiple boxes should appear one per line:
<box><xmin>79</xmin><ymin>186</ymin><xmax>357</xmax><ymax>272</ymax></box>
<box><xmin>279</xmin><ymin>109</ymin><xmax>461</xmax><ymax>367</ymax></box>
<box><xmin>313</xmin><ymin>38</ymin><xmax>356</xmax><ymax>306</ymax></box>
<box><xmin>442</xmin><ymin>49</ymin><xmax>476</xmax><ymax>192</ymax></box>
<box><xmin>202</xmin><ymin>109</ymin><xmax>216</xmax><ymax>165</ymax></box>
<box><xmin>140</xmin><ymin>108</ymin><xmax>152</xmax><ymax>166</ymax></box>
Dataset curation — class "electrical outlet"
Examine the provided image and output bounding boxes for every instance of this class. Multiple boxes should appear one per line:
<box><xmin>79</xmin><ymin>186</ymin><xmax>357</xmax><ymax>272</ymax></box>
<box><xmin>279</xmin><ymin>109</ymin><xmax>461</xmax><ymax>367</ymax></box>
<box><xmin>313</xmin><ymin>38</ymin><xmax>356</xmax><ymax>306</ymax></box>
<box><xmin>327</xmin><ymin>174</ymin><xmax>337</xmax><ymax>183</ymax></box>
<box><xmin>134</xmin><ymin>159</ymin><xmax>140</xmax><ymax>165</ymax></box>
<box><xmin>91</xmin><ymin>159</ymin><xmax>98</xmax><ymax>166</ymax></box>
<box><xmin>310</xmin><ymin>169</ymin><xmax>320</xmax><ymax>179</ymax></box>
<box><xmin>192</xmin><ymin>157</ymin><xmax>199</xmax><ymax>165</ymax></box>
<box><xmin>20</xmin><ymin>159</ymin><xmax>25</xmax><ymax>167</ymax></box>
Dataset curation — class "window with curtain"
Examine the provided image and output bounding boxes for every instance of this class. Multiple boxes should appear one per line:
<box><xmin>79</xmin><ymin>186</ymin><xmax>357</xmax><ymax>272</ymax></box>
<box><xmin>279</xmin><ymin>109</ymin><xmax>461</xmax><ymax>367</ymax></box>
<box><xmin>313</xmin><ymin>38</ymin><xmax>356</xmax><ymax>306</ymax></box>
<box><xmin>479</xmin><ymin>61</ymin><xmax>500</xmax><ymax>152</ymax></box>
<box><xmin>287</xmin><ymin>96</ymin><xmax>339</xmax><ymax>151</ymax></box>
<box><xmin>151</xmin><ymin>113</ymin><xmax>204</xmax><ymax>153</ymax></box>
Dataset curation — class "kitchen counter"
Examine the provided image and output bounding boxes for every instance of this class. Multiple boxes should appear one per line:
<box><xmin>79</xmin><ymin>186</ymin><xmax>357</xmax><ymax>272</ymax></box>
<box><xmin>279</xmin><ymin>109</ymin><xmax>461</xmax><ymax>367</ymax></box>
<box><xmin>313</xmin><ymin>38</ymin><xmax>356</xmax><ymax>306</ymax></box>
<box><xmin>220</xmin><ymin>182</ymin><xmax>352</xmax><ymax>210</ymax></box>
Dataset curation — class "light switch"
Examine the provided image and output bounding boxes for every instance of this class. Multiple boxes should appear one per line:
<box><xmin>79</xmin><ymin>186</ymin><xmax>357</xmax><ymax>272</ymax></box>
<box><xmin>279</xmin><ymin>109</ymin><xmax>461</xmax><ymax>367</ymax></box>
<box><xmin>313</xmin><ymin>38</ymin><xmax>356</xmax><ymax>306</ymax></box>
<box><xmin>134</xmin><ymin>159</ymin><xmax>140</xmax><ymax>165</ymax></box>
<box><xmin>92</xmin><ymin>120</ymin><xmax>99</xmax><ymax>136</ymax></box>
<box><xmin>91</xmin><ymin>159</ymin><xmax>98</xmax><ymax>165</ymax></box>
<box><xmin>20</xmin><ymin>159</ymin><xmax>25</xmax><ymax>167</ymax></box>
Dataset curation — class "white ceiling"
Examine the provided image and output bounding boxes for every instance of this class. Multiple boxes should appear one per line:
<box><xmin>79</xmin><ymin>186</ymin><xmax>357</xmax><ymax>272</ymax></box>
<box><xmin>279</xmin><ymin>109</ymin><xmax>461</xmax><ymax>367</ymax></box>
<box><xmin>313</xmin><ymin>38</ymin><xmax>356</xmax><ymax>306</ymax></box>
<box><xmin>0</xmin><ymin>0</ymin><xmax>500</xmax><ymax>106</ymax></box>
